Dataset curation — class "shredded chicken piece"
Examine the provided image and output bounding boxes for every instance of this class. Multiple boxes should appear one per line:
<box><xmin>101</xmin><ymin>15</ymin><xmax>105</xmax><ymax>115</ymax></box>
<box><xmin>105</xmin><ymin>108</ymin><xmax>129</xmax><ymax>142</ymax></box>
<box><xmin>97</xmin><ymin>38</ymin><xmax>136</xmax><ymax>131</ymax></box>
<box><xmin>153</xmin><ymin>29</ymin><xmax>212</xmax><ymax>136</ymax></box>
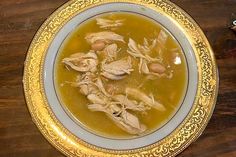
<box><xmin>102</xmin><ymin>57</ymin><xmax>133</xmax><ymax>75</ymax></box>
<box><xmin>103</xmin><ymin>43</ymin><xmax>119</xmax><ymax>61</ymax></box>
<box><xmin>157</xmin><ymin>30</ymin><xmax>168</xmax><ymax>47</ymax></box>
<box><xmin>112</xmin><ymin>94</ymin><xmax>148</xmax><ymax>112</ymax></box>
<box><xmin>125</xmin><ymin>88</ymin><xmax>166</xmax><ymax>111</ymax></box>
<box><xmin>87</xmin><ymin>93</ymin><xmax>108</xmax><ymax>105</ymax></box>
<box><xmin>127</xmin><ymin>38</ymin><xmax>160</xmax><ymax>62</ymax></box>
<box><xmin>85</xmin><ymin>31</ymin><xmax>125</xmax><ymax>45</ymax></box>
<box><xmin>139</xmin><ymin>59</ymin><xmax>149</xmax><ymax>74</ymax></box>
<box><xmin>128</xmin><ymin>38</ymin><xmax>143</xmax><ymax>55</ymax></box>
<box><xmin>62</xmin><ymin>51</ymin><xmax>98</xmax><ymax>72</ymax></box>
<box><xmin>88</xmin><ymin>103</ymin><xmax>146</xmax><ymax>135</ymax></box>
<box><xmin>101</xmin><ymin>57</ymin><xmax>134</xmax><ymax>80</ymax></box>
<box><xmin>115</xmin><ymin>109</ymin><xmax>146</xmax><ymax>135</ymax></box>
<box><xmin>101</xmin><ymin>72</ymin><xmax>126</xmax><ymax>80</ymax></box>
<box><xmin>141</xmin><ymin>38</ymin><xmax>157</xmax><ymax>54</ymax></box>
<box><xmin>91</xmin><ymin>40</ymin><xmax>106</xmax><ymax>51</ymax></box>
<box><xmin>96</xmin><ymin>18</ymin><xmax>124</xmax><ymax>29</ymax></box>
<box><xmin>94</xmin><ymin>77</ymin><xmax>111</xmax><ymax>97</ymax></box>
<box><xmin>70</xmin><ymin>73</ymin><xmax>97</xmax><ymax>95</ymax></box>
<box><xmin>106</xmin><ymin>84</ymin><xmax>118</xmax><ymax>95</ymax></box>
<box><xmin>145</xmin><ymin>69</ymin><xmax>173</xmax><ymax>79</ymax></box>
<box><xmin>73</xmin><ymin>74</ymin><xmax>111</xmax><ymax>97</ymax></box>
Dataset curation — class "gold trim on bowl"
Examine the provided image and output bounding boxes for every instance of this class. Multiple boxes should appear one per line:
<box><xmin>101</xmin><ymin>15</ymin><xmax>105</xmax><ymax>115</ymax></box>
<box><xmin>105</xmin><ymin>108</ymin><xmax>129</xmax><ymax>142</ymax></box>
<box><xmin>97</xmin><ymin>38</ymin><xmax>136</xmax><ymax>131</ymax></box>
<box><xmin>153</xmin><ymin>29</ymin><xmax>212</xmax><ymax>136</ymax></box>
<box><xmin>23</xmin><ymin>0</ymin><xmax>218</xmax><ymax>156</ymax></box>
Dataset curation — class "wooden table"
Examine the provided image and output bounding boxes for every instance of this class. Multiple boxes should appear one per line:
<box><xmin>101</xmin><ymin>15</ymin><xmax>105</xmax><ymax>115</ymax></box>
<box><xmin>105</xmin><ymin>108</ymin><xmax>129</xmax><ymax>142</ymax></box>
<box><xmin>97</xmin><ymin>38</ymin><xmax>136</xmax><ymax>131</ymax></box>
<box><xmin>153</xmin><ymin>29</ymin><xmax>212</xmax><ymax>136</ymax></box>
<box><xmin>0</xmin><ymin>0</ymin><xmax>235</xmax><ymax>156</ymax></box>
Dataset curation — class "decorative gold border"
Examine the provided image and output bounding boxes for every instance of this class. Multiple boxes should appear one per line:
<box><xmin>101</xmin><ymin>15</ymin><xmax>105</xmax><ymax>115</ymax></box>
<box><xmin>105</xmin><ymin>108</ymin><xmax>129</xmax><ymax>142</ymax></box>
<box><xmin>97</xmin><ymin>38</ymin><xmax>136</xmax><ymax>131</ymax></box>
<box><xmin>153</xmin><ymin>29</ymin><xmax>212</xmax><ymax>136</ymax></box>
<box><xmin>23</xmin><ymin>0</ymin><xmax>218</xmax><ymax>156</ymax></box>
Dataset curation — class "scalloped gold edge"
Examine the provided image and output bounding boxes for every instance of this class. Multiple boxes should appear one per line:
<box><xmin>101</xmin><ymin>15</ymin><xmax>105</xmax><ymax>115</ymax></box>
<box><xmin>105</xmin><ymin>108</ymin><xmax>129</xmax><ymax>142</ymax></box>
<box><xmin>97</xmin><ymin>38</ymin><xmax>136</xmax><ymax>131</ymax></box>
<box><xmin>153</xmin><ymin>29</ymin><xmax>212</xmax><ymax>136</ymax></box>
<box><xmin>23</xmin><ymin>0</ymin><xmax>218</xmax><ymax>156</ymax></box>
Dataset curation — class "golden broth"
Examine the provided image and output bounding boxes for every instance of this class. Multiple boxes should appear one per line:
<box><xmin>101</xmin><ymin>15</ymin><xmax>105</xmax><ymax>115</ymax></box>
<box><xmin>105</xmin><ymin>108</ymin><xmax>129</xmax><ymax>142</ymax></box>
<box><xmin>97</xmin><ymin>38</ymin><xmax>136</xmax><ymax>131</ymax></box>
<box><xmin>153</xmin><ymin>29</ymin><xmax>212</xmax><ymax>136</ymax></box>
<box><xmin>55</xmin><ymin>13</ymin><xmax>187</xmax><ymax>138</ymax></box>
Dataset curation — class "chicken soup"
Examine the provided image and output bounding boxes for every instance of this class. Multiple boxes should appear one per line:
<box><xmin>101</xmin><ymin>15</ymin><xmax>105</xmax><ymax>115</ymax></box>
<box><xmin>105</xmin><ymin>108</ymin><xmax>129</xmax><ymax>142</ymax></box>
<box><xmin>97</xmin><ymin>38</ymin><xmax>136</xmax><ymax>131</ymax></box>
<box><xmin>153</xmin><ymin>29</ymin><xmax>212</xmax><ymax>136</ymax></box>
<box><xmin>55</xmin><ymin>12</ymin><xmax>187</xmax><ymax>138</ymax></box>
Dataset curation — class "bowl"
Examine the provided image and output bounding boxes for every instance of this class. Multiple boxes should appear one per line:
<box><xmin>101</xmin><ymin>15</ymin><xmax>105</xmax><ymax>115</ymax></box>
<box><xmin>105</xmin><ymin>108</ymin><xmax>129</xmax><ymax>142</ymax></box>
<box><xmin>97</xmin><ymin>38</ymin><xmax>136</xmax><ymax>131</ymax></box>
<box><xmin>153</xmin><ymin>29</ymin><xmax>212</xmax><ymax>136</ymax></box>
<box><xmin>23</xmin><ymin>0</ymin><xmax>218</xmax><ymax>156</ymax></box>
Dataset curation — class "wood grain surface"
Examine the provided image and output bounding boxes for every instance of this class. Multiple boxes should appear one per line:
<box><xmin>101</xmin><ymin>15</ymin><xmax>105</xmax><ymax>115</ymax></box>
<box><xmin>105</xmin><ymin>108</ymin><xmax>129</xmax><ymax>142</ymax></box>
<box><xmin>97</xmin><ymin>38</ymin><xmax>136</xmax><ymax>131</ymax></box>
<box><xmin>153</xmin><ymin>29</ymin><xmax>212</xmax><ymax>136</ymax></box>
<box><xmin>0</xmin><ymin>0</ymin><xmax>235</xmax><ymax>157</ymax></box>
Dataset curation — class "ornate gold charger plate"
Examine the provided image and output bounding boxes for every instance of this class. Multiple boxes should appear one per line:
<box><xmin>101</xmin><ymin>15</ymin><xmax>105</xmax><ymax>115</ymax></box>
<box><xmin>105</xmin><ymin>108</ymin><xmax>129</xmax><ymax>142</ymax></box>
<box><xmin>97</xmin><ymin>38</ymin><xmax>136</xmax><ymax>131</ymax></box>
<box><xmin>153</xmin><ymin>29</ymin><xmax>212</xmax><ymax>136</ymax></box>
<box><xmin>23</xmin><ymin>0</ymin><xmax>218</xmax><ymax>156</ymax></box>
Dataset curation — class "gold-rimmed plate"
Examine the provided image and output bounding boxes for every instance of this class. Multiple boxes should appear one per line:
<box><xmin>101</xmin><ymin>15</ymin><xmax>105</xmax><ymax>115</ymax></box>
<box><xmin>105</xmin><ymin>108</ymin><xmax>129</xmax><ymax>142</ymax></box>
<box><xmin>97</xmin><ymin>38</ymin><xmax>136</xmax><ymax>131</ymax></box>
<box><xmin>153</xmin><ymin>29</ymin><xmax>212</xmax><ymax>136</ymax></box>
<box><xmin>23</xmin><ymin>0</ymin><xmax>218</xmax><ymax>156</ymax></box>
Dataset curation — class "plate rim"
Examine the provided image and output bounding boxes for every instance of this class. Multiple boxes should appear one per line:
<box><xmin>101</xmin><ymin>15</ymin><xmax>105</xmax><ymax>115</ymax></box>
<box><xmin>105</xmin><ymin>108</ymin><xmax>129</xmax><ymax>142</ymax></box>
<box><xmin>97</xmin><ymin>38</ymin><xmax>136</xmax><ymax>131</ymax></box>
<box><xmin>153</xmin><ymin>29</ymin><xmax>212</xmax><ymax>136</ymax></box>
<box><xmin>23</xmin><ymin>0</ymin><xmax>218</xmax><ymax>156</ymax></box>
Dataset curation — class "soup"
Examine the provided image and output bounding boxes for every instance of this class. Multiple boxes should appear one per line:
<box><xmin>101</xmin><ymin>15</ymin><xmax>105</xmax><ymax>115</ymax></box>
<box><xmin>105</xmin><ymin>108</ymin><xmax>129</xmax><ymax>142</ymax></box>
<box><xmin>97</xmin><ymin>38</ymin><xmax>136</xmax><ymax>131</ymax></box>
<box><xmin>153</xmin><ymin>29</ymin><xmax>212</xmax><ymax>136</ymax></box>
<box><xmin>55</xmin><ymin>12</ymin><xmax>187</xmax><ymax>138</ymax></box>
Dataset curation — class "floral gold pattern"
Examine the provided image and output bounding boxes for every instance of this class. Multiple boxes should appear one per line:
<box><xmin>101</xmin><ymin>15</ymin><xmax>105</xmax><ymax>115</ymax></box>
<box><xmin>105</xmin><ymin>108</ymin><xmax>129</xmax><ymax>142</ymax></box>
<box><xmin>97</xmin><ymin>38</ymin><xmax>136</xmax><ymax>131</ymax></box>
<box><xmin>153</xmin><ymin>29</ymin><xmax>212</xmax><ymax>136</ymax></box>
<box><xmin>23</xmin><ymin>0</ymin><xmax>218</xmax><ymax>156</ymax></box>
